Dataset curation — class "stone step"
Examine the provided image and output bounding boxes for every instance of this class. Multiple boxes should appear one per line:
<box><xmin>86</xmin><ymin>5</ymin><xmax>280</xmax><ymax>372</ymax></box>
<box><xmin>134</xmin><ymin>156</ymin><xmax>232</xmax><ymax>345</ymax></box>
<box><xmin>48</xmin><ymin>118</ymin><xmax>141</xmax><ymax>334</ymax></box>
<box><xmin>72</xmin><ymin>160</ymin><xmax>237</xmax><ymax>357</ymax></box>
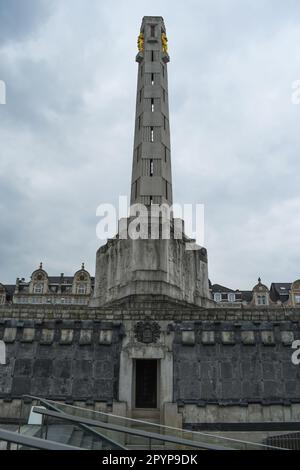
<box><xmin>68</xmin><ymin>428</ymin><xmax>84</xmax><ymax>448</ymax></box>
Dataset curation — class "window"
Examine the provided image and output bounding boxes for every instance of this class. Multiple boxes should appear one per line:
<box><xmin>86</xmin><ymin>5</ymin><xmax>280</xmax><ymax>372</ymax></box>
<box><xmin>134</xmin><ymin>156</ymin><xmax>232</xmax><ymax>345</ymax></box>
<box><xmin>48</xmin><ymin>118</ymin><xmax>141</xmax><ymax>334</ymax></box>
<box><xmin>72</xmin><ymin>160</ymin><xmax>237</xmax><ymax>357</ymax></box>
<box><xmin>150</xmin><ymin>25</ymin><xmax>156</xmax><ymax>37</ymax></box>
<box><xmin>163</xmin><ymin>88</ymin><xmax>166</xmax><ymax>102</ymax></box>
<box><xmin>166</xmin><ymin>180</ymin><xmax>168</xmax><ymax>199</ymax></box>
<box><xmin>138</xmin><ymin>115</ymin><xmax>141</xmax><ymax>130</ymax></box>
<box><xmin>151</xmin><ymin>73</ymin><xmax>154</xmax><ymax>85</ymax></box>
<box><xmin>151</xmin><ymin>51</ymin><xmax>154</xmax><ymax>62</ymax></box>
<box><xmin>150</xmin><ymin>159</ymin><xmax>154</xmax><ymax>176</ymax></box>
<box><xmin>228</xmin><ymin>293</ymin><xmax>236</xmax><ymax>302</ymax></box>
<box><xmin>257</xmin><ymin>294</ymin><xmax>267</xmax><ymax>305</ymax></box>
<box><xmin>135</xmin><ymin>181</ymin><xmax>138</xmax><ymax>199</ymax></box>
<box><xmin>150</xmin><ymin>127</ymin><xmax>154</xmax><ymax>142</ymax></box>
<box><xmin>139</xmin><ymin>89</ymin><xmax>142</xmax><ymax>102</ymax></box>
<box><xmin>151</xmin><ymin>98</ymin><xmax>154</xmax><ymax>112</ymax></box>
<box><xmin>295</xmin><ymin>295</ymin><xmax>300</xmax><ymax>304</ymax></box>
<box><xmin>162</xmin><ymin>64</ymin><xmax>165</xmax><ymax>78</ymax></box>
<box><xmin>214</xmin><ymin>293</ymin><xmax>222</xmax><ymax>302</ymax></box>
<box><xmin>140</xmin><ymin>65</ymin><xmax>143</xmax><ymax>77</ymax></box>
<box><xmin>164</xmin><ymin>116</ymin><xmax>166</xmax><ymax>130</ymax></box>
<box><xmin>76</xmin><ymin>284</ymin><xmax>87</xmax><ymax>295</ymax></box>
<box><xmin>164</xmin><ymin>146</ymin><xmax>167</xmax><ymax>162</ymax></box>
<box><xmin>34</xmin><ymin>283</ymin><xmax>43</xmax><ymax>294</ymax></box>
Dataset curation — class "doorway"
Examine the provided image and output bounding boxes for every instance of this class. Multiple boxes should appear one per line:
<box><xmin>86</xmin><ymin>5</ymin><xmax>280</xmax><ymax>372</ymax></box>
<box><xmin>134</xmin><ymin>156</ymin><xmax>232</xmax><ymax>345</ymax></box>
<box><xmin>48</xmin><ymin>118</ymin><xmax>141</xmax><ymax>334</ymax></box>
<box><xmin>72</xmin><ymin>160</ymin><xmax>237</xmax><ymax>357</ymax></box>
<box><xmin>135</xmin><ymin>359</ymin><xmax>158</xmax><ymax>408</ymax></box>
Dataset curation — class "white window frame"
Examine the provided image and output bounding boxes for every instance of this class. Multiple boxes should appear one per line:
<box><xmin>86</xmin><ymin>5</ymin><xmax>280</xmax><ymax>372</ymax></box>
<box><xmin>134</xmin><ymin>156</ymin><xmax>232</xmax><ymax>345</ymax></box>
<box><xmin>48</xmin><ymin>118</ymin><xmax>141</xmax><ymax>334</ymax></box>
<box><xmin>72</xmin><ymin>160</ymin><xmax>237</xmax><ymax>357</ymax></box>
<box><xmin>214</xmin><ymin>293</ymin><xmax>222</xmax><ymax>302</ymax></box>
<box><xmin>228</xmin><ymin>293</ymin><xmax>236</xmax><ymax>302</ymax></box>
<box><xmin>257</xmin><ymin>294</ymin><xmax>267</xmax><ymax>305</ymax></box>
<box><xmin>34</xmin><ymin>283</ymin><xmax>44</xmax><ymax>294</ymax></box>
<box><xmin>295</xmin><ymin>294</ymin><xmax>300</xmax><ymax>304</ymax></box>
<box><xmin>76</xmin><ymin>284</ymin><xmax>87</xmax><ymax>295</ymax></box>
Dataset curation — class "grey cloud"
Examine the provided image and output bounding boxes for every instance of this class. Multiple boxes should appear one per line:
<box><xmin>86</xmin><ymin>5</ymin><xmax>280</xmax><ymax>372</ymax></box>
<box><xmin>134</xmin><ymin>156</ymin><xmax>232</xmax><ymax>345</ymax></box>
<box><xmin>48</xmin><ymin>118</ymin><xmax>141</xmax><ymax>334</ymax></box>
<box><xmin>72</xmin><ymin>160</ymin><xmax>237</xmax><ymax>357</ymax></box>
<box><xmin>0</xmin><ymin>0</ymin><xmax>54</xmax><ymax>43</ymax></box>
<box><xmin>0</xmin><ymin>0</ymin><xmax>300</xmax><ymax>289</ymax></box>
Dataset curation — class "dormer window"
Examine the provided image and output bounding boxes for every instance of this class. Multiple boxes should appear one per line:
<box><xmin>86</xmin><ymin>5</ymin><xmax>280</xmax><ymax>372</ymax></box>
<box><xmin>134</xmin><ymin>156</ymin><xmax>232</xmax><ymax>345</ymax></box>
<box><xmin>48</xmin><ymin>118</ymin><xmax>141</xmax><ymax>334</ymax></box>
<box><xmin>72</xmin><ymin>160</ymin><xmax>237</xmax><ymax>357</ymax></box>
<box><xmin>257</xmin><ymin>294</ymin><xmax>267</xmax><ymax>305</ymax></box>
<box><xmin>77</xmin><ymin>284</ymin><xmax>87</xmax><ymax>295</ymax></box>
<box><xmin>295</xmin><ymin>295</ymin><xmax>300</xmax><ymax>304</ymax></box>
<box><xmin>214</xmin><ymin>293</ymin><xmax>222</xmax><ymax>302</ymax></box>
<box><xmin>228</xmin><ymin>293</ymin><xmax>236</xmax><ymax>302</ymax></box>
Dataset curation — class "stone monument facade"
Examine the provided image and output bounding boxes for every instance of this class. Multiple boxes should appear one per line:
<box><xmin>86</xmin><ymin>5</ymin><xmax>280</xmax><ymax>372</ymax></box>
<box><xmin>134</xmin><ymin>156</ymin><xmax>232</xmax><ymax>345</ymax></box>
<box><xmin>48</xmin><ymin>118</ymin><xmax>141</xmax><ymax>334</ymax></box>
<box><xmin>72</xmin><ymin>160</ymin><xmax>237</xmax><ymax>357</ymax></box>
<box><xmin>91</xmin><ymin>16</ymin><xmax>212</xmax><ymax>308</ymax></box>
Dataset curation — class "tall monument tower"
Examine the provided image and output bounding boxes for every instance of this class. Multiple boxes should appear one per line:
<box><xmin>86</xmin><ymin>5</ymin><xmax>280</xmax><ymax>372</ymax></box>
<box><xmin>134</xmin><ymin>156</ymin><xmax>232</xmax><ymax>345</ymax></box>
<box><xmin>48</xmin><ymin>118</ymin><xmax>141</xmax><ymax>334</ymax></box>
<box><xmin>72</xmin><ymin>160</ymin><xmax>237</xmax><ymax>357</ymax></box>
<box><xmin>91</xmin><ymin>17</ymin><xmax>212</xmax><ymax>308</ymax></box>
<box><xmin>131</xmin><ymin>16</ymin><xmax>172</xmax><ymax>207</ymax></box>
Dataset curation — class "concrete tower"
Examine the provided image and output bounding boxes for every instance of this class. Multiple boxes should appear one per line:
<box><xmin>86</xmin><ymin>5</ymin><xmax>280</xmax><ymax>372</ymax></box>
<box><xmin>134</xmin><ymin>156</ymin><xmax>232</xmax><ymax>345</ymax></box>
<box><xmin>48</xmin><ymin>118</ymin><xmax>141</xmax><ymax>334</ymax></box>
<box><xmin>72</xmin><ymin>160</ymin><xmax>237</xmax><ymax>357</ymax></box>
<box><xmin>91</xmin><ymin>17</ymin><xmax>212</xmax><ymax>308</ymax></box>
<box><xmin>131</xmin><ymin>16</ymin><xmax>173</xmax><ymax>207</ymax></box>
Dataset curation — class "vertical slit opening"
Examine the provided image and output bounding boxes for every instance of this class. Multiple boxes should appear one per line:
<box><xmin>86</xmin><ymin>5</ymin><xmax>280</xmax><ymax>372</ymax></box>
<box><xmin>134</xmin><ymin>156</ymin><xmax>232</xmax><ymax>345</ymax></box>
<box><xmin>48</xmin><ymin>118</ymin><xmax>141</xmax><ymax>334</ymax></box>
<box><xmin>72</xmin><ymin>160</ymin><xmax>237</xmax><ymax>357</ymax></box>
<box><xmin>150</xmin><ymin>159</ymin><xmax>154</xmax><ymax>176</ymax></box>
<box><xmin>150</xmin><ymin>127</ymin><xmax>154</xmax><ymax>142</ymax></box>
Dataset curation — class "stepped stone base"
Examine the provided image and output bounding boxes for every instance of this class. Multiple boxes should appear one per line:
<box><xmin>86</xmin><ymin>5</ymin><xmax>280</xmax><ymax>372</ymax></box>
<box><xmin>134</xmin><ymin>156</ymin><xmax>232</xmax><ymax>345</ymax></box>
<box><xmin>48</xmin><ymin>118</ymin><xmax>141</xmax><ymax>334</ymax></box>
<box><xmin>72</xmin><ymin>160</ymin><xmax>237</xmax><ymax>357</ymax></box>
<box><xmin>91</xmin><ymin>230</ymin><xmax>213</xmax><ymax>308</ymax></box>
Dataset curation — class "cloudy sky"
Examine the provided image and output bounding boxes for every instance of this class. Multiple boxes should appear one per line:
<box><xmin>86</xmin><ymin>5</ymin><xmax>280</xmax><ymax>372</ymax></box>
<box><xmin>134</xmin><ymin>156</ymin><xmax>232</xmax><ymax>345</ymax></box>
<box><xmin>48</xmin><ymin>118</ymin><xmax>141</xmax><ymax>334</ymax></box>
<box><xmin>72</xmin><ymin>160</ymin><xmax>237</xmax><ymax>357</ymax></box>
<box><xmin>0</xmin><ymin>0</ymin><xmax>300</xmax><ymax>289</ymax></box>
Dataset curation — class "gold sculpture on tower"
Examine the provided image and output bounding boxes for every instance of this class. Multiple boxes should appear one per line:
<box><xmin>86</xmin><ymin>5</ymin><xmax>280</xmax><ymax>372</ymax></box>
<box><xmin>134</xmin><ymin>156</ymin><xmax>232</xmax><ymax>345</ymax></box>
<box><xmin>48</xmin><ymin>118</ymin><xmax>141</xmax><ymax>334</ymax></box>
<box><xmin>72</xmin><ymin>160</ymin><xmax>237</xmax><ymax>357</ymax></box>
<box><xmin>137</xmin><ymin>32</ymin><xmax>144</xmax><ymax>52</ymax></box>
<box><xmin>161</xmin><ymin>32</ymin><xmax>168</xmax><ymax>53</ymax></box>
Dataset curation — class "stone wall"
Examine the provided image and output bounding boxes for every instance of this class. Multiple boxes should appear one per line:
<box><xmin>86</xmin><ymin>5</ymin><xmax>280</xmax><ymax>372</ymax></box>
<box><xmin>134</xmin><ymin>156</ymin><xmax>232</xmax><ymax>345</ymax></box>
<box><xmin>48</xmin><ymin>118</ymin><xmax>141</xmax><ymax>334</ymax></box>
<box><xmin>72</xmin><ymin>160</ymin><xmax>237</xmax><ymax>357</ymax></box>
<box><xmin>173</xmin><ymin>320</ymin><xmax>300</xmax><ymax>406</ymax></box>
<box><xmin>0</xmin><ymin>317</ymin><xmax>123</xmax><ymax>404</ymax></box>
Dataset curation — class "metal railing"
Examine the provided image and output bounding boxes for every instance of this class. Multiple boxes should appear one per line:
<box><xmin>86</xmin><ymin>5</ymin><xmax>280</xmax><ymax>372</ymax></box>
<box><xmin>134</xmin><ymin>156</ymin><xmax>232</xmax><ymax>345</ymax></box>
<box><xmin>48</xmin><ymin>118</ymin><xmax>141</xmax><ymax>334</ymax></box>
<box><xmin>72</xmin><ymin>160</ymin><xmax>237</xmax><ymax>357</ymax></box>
<box><xmin>32</xmin><ymin>406</ymin><xmax>231</xmax><ymax>450</ymax></box>
<box><xmin>21</xmin><ymin>395</ymin><xmax>126</xmax><ymax>450</ymax></box>
<box><xmin>19</xmin><ymin>395</ymin><xmax>288</xmax><ymax>451</ymax></box>
<box><xmin>0</xmin><ymin>427</ymin><xmax>83</xmax><ymax>450</ymax></box>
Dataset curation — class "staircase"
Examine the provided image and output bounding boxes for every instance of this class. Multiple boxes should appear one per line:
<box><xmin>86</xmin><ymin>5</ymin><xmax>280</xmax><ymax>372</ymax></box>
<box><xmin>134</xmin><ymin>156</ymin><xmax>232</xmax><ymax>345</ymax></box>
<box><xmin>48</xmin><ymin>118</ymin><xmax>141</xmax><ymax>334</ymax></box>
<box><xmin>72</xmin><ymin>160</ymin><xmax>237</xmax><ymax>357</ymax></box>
<box><xmin>127</xmin><ymin>409</ymin><xmax>174</xmax><ymax>450</ymax></box>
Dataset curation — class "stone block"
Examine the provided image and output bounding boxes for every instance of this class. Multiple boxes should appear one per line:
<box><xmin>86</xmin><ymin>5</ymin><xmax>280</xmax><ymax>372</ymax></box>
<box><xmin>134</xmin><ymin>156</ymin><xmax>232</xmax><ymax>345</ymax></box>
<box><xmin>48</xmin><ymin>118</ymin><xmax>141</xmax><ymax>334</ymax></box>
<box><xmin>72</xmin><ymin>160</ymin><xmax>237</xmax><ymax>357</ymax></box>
<box><xmin>53</xmin><ymin>359</ymin><xmax>72</xmax><ymax>379</ymax></box>
<box><xmin>14</xmin><ymin>359</ymin><xmax>33</xmax><ymax>376</ymax></box>
<box><xmin>3</xmin><ymin>328</ymin><xmax>16</xmax><ymax>343</ymax></box>
<box><xmin>79</xmin><ymin>329</ymin><xmax>93</xmax><ymax>345</ymax></box>
<box><xmin>221</xmin><ymin>331</ymin><xmax>235</xmax><ymax>345</ymax></box>
<box><xmin>201</xmin><ymin>331</ymin><xmax>215</xmax><ymax>345</ymax></box>
<box><xmin>163</xmin><ymin>402</ymin><xmax>182</xmax><ymax>428</ymax></box>
<box><xmin>261</xmin><ymin>331</ymin><xmax>275</xmax><ymax>346</ymax></box>
<box><xmin>21</xmin><ymin>328</ymin><xmax>35</xmax><ymax>343</ymax></box>
<box><xmin>181</xmin><ymin>330</ymin><xmax>195</xmax><ymax>346</ymax></box>
<box><xmin>40</xmin><ymin>329</ymin><xmax>54</xmax><ymax>345</ymax></box>
<box><xmin>11</xmin><ymin>377</ymin><xmax>31</xmax><ymax>396</ymax></box>
<box><xmin>33</xmin><ymin>359</ymin><xmax>53</xmax><ymax>378</ymax></box>
<box><xmin>59</xmin><ymin>329</ymin><xmax>74</xmax><ymax>345</ymax></box>
<box><xmin>281</xmin><ymin>331</ymin><xmax>294</xmax><ymax>346</ymax></box>
<box><xmin>241</xmin><ymin>331</ymin><xmax>255</xmax><ymax>345</ymax></box>
<box><xmin>99</xmin><ymin>330</ymin><xmax>113</xmax><ymax>345</ymax></box>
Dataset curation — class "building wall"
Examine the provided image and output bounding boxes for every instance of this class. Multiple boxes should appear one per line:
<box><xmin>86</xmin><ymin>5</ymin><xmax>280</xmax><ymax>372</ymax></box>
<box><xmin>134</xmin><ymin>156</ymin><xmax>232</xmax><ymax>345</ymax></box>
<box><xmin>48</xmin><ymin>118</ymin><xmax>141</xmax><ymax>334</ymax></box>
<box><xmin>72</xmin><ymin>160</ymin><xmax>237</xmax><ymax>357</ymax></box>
<box><xmin>0</xmin><ymin>305</ymin><xmax>300</xmax><ymax>425</ymax></box>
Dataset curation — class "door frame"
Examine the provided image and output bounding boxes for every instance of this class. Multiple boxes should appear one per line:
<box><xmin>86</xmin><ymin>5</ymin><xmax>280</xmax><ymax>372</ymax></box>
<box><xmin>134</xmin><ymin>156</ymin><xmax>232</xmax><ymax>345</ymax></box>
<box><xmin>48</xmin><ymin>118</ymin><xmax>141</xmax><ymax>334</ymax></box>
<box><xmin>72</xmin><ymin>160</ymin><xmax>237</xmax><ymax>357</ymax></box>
<box><xmin>133</xmin><ymin>358</ymin><xmax>160</xmax><ymax>410</ymax></box>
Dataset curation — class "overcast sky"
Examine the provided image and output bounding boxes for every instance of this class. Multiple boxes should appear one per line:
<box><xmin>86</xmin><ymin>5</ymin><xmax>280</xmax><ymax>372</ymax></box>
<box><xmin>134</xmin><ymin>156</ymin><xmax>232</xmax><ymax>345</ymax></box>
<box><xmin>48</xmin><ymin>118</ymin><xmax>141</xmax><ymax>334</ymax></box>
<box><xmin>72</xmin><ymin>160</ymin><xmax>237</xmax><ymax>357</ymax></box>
<box><xmin>0</xmin><ymin>0</ymin><xmax>300</xmax><ymax>289</ymax></box>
